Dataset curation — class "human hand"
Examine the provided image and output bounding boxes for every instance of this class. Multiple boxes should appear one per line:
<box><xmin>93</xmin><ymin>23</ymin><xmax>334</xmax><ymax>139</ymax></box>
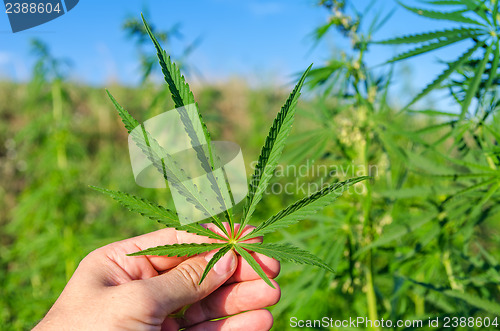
<box><xmin>33</xmin><ymin>224</ymin><xmax>281</xmax><ymax>331</ymax></box>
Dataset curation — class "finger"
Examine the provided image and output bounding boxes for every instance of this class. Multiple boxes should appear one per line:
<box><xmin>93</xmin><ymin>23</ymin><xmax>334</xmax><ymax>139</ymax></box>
<box><xmin>184</xmin><ymin>309</ymin><xmax>274</xmax><ymax>331</ymax></box>
<box><xmin>89</xmin><ymin>223</ymin><xmax>266</xmax><ymax>284</ymax></box>
<box><xmin>137</xmin><ymin>249</ymin><xmax>237</xmax><ymax>317</ymax></box>
<box><xmin>91</xmin><ymin>227</ymin><xmax>220</xmax><ymax>282</ymax></box>
<box><xmin>227</xmin><ymin>252</ymin><xmax>280</xmax><ymax>284</ymax></box>
<box><xmin>205</xmin><ymin>223</ymin><xmax>280</xmax><ymax>284</ymax></box>
<box><xmin>179</xmin><ymin>279</ymin><xmax>280</xmax><ymax>328</ymax></box>
<box><xmin>124</xmin><ymin>223</ymin><xmax>260</xmax><ymax>274</ymax></box>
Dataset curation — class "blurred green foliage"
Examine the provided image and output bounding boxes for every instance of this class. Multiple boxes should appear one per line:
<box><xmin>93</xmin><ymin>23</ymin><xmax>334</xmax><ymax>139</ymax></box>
<box><xmin>272</xmin><ymin>1</ymin><xmax>500</xmax><ymax>330</ymax></box>
<box><xmin>0</xmin><ymin>45</ymin><xmax>294</xmax><ymax>328</ymax></box>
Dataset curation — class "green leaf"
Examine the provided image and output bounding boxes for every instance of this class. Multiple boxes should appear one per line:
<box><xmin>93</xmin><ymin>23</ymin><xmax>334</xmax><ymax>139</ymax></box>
<box><xmin>105</xmin><ymin>92</ymin><xmax>173</xmax><ymax>179</ymax></box>
<box><xmin>386</xmin><ymin>35</ymin><xmax>477</xmax><ymax>64</ymax></box>
<box><xmin>373</xmin><ymin>125</ymin><xmax>408</xmax><ymax>161</ymax></box>
<box><xmin>413</xmin><ymin>120</ymin><xmax>457</xmax><ymax>134</ymax></box>
<box><xmin>242</xmin><ymin>176</ymin><xmax>369</xmax><ymax>239</ymax></box>
<box><xmin>376</xmin><ymin>27</ymin><xmax>483</xmax><ymax>45</ymax></box>
<box><xmin>239</xmin><ymin>65</ymin><xmax>312</xmax><ymax>234</ymax></box>
<box><xmin>127</xmin><ymin>243</ymin><xmax>227</xmax><ymax>257</ymax></box>
<box><xmin>442</xmin><ymin>290</ymin><xmax>500</xmax><ymax>314</ymax></box>
<box><xmin>141</xmin><ymin>14</ymin><xmax>212</xmax><ymax>154</ymax></box>
<box><xmin>199</xmin><ymin>244</ymin><xmax>233</xmax><ymax>285</ymax></box>
<box><xmin>90</xmin><ymin>186</ymin><xmax>178</xmax><ymax>224</ymax></box>
<box><xmin>460</xmin><ymin>43</ymin><xmax>493</xmax><ymax>121</ymax></box>
<box><xmin>407</xmin><ymin>109</ymin><xmax>458</xmax><ymax>117</ymax></box>
<box><xmin>441</xmin><ymin>153</ymin><xmax>495</xmax><ymax>172</ymax></box>
<box><xmin>105</xmin><ymin>90</ymin><xmax>229</xmax><ymax>234</ymax></box>
<box><xmin>476</xmin><ymin>242</ymin><xmax>500</xmax><ymax>266</ymax></box>
<box><xmin>355</xmin><ymin>213</ymin><xmax>436</xmax><ymax>256</ymax></box>
<box><xmin>485</xmin><ymin>123</ymin><xmax>500</xmax><ymax>142</ymax></box>
<box><xmin>423</xmin><ymin>0</ymin><xmax>465</xmax><ymax>5</ymax></box>
<box><xmin>307</xmin><ymin>62</ymin><xmax>343</xmax><ymax>87</ymax></box>
<box><xmin>142</xmin><ymin>15</ymin><xmax>195</xmax><ymax>110</ymax></box>
<box><xmin>445</xmin><ymin>177</ymin><xmax>498</xmax><ymax>203</ymax></box>
<box><xmin>406</xmin><ymin>277</ymin><xmax>500</xmax><ymax>313</ymax></box>
<box><xmin>142</xmin><ymin>15</ymin><xmax>234</xmax><ymax>231</ymax></box>
<box><xmin>484</xmin><ymin>40</ymin><xmax>500</xmax><ymax>92</ymax></box>
<box><xmin>312</xmin><ymin>21</ymin><xmax>334</xmax><ymax>40</ymax></box>
<box><xmin>407</xmin><ymin>41</ymin><xmax>484</xmax><ymax>107</ymax></box>
<box><xmin>429</xmin><ymin>172</ymin><xmax>497</xmax><ymax>179</ymax></box>
<box><xmin>106</xmin><ymin>90</ymin><xmax>139</xmax><ymax>132</ymax></box>
<box><xmin>234</xmin><ymin>244</ymin><xmax>275</xmax><ymax>288</ymax></box>
<box><xmin>90</xmin><ymin>186</ymin><xmax>225</xmax><ymax>240</ymax></box>
<box><xmin>399</xmin><ymin>2</ymin><xmax>484</xmax><ymax>25</ymax></box>
<box><xmin>241</xmin><ymin>243</ymin><xmax>335</xmax><ymax>273</ymax></box>
<box><xmin>283</xmin><ymin>131</ymin><xmax>329</xmax><ymax>164</ymax></box>
<box><xmin>469</xmin><ymin>180</ymin><xmax>500</xmax><ymax>218</ymax></box>
<box><xmin>493</xmin><ymin>1</ymin><xmax>499</xmax><ymax>27</ymax></box>
<box><xmin>459</xmin><ymin>0</ymin><xmax>491</xmax><ymax>23</ymax></box>
<box><xmin>379</xmin><ymin>186</ymin><xmax>445</xmax><ymax>199</ymax></box>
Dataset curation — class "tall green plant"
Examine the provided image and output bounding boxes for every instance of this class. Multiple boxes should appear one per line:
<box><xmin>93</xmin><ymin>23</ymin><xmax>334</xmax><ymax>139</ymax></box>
<box><xmin>272</xmin><ymin>0</ymin><xmax>500</xmax><ymax>329</ymax></box>
<box><xmin>123</xmin><ymin>10</ymin><xmax>200</xmax><ymax>83</ymax></box>
<box><xmin>375</xmin><ymin>0</ymin><xmax>499</xmax><ymax>117</ymax></box>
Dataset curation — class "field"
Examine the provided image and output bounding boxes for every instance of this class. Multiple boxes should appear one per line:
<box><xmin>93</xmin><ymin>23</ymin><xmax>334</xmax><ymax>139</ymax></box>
<box><xmin>2</xmin><ymin>1</ymin><xmax>500</xmax><ymax>330</ymax></box>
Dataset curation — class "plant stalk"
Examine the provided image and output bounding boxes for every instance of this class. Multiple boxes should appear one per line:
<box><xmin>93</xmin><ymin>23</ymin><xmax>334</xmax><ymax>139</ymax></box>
<box><xmin>443</xmin><ymin>250</ymin><xmax>463</xmax><ymax>292</ymax></box>
<box><xmin>359</xmin><ymin>127</ymin><xmax>379</xmax><ymax>330</ymax></box>
<box><xmin>52</xmin><ymin>79</ymin><xmax>67</xmax><ymax>169</ymax></box>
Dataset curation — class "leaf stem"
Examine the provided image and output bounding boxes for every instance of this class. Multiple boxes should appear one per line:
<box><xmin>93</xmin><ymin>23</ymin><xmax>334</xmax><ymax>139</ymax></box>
<box><xmin>442</xmin><ymin>250</ymin><xmax>463</xmax><ymax>292</ymax></box>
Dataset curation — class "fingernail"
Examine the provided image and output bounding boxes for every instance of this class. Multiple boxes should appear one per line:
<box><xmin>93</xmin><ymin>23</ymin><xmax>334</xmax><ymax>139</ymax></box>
<box><xmin>205</xmin><ymin>250</ymin><xmax>235</xmax><ymax>275</ymax></box>
<box><xmin>205</xmin><ymin>251</ymin><xmax>216</xmax><ymax>261</ymax></box>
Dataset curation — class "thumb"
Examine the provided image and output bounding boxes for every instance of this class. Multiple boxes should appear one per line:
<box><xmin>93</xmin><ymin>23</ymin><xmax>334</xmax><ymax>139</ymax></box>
<box><xmin>143</xmin><ymin>249</ymin><xmax>237</xmax><ymax>316</ymax></box>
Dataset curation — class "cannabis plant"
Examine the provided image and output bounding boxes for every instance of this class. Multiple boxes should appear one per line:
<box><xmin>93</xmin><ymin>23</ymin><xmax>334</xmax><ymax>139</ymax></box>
<box><xmin>123</xmin><ymin>10</ymin><xmax>199</xmax><ymax>83</ymax></box>
<box><xmin>375</xmin><ymin>0</ymin><xmax>499</xmax><ymax>116</ymax></box>
<box><xmin>269</xmin><ymin>1</ymin><xmax>500</xmax><ymax>328</ymax></box>
<box><xmin>92</xmin><ymin>16</ymin><xmax>368</xmax><ymax>287</ymax></box>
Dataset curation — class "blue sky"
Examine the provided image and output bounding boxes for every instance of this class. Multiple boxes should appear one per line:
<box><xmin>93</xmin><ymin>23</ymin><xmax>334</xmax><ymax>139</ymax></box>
<box><xmin>0</xmin><ymin>0</ymin><xmax>473</xmax><ymax>106</ymax></box>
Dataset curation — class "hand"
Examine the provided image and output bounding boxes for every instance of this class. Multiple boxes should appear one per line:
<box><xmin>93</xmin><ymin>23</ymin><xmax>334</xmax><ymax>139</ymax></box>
<box><xmin>33</xmin><ymin>224</ymin><xmax>281</xmax><ymax>331</ymax></box>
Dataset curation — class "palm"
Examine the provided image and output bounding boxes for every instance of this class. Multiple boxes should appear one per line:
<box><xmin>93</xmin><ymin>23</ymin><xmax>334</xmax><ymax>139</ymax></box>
<box><xmin>100</xmin><ymin>226</ymin><xmax>280</xmax><ymax>330</ymax></box>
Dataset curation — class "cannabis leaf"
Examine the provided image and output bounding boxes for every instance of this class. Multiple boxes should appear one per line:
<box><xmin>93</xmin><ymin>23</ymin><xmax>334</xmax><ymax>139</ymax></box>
<box><xmin>127</xmin><ymin>243</ymin><xmax>227</xmax><ymax>257</ymax></box>
<box><xmin>375</xmin><ymin>27</ymin><xmax>483</xmax><ymax>45</ymax></box>
<box><xmin>238</xmin><ymin>64</ymin><xmax>312</xmax><ymax>237</ymax></box>
<box><xmin>398</xmin><ymin>2</ymin><xmax>483</xmax><ymax>25</ymax></box>
<box><xmin>94</xmin><ymin>16</ymin><xmax>368</xmax><ymax>288</ymax></box>
<box><xmin>241</xmin><ymin>176</ymin><xmax>370</xmax><ymax>239</ymax></box>
<box><xmin>142</xmin><ymin>13</ymin><xmax>235</xmax><ymax>233</ymax></box>
<box><xmin>89</xmin><ymin>186</ymin><xmax>225</xmax><ymax>240</ymax></box>
<box><xmin>406</xmin><ymin>41</ymin><xmax>483</xmax><ymax>107</ymax></box>
<box><xmin>240</xmin><ymin>243</ymin><xmax>336</xmax><ymax>273</ymax></box>
<box><xmin>200</xmin><ymin>245</ymin><xmax>233</xmax><ymax>284</ymax></box>
<box><xmin>107</xmin><ymin>89</ymin><xmax>230</xmax><ymax>236</ymax></box>
<box><xmin>233</xmin><ymin>244</ymin><xmax>276</xmax><ymax>288</ymax></box>
<box><xmin>375</xmin><ymin>0</ymin><xmax>499</xmax><ymax>114</ymax></box>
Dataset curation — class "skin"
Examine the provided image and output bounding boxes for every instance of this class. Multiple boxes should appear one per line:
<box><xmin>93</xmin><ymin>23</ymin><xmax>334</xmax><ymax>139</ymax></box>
<box><xmin>33</xmin><ymin>224</ymin><xmax>281</xmax><ymax>331</ymax></box>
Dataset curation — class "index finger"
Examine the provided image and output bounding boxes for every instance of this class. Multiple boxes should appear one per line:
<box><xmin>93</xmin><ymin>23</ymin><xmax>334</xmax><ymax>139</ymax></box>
<box><xmin>95</xmin><ymin>227</ymin><xmax>218</xmax><ymax>279</ymax></box>
<box><xmin>99</xmin><ymin>223</ymin><xmax>262</xmax><ymax>275</ymax></box>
